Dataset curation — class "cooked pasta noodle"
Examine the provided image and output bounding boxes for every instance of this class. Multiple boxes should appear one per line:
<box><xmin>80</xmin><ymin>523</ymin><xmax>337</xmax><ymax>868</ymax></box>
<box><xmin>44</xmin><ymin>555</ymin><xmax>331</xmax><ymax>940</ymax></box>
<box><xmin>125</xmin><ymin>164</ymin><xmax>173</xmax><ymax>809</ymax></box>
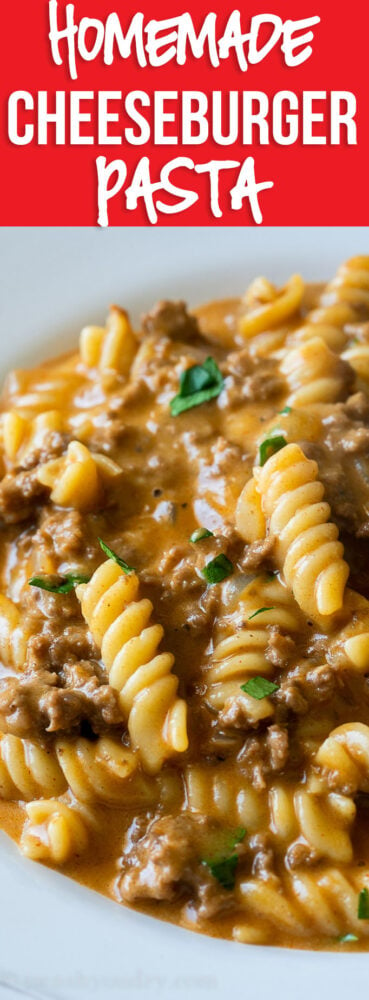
<box><xmin>185</xmin><ymin>762</ymin><xmax>267</xmax><ymax>831</ymax></box>
<box><xmin>280</xmin><ymin>337</ymin><xmax>353</xmax><ymax>405</ymax></box>
<box><xmin>80</xmin><ymin>306</ymin><xmax>137</xmax><ymax>375</ymax></box>
<box><xmin>20</xmin><ymin>798</ymin><xmax>92</xmax><ymax>863</ymax></box>
<box><xmin>76</xmin><ymin>560</ymin><xmax>188</xmax><ymax>773</ymax></box>
<box><xmin>56</xmin><ymin>736</ymin><xmax>155</xmax><ymax>805</ymax></box>
<box><xmin>0</xmin><ymin>734</ymin><xmax>66</xmax><ymax>801</ymax></box>
<box><xmin>2</xmin><ymin>409</ymin><xmax>64</xmax><ymax>463</ymax></box>
<box><xmin>253</xmin><ymin>443</ymin><xmax>350</xmax><ymax>618</ymax></box>
<box><xmin>315</xmin><ymin>723</ymin><xmax>369</xmax><ymax>794</ymax></box>
<box><xmin>0</xmin><ymin>595</ymin><xmax>32</xmax><ymax>669</ymax></box>
<box><xmin>36</xmin><ymin>440</ymin><xmax>122</xmax><ymax>510</ymax></box>
<box><xmin>321</xmin><ymin>255</ymin><xmax>369</xmax><ymax>311</ymax></box>
<box><xmin>237</xmin><ymin>868</ymin><xmax>369</xmax><ymax>940</ymax></box>
<box><xmin>238</xmin><ymin>274</ymin><xmax>304</xmax><ymax>339</ymax></box>
<box><xmin>204</xmin><ymin>576</ymin><xmax>301</xmax><ymax>716</ymax></box>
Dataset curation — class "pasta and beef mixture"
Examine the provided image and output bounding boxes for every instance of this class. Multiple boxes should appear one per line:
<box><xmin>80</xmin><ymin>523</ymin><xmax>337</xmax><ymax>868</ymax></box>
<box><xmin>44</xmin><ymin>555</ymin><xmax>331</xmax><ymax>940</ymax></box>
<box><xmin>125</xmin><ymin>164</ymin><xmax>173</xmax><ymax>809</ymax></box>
<box><xmin>2</xmin><ymin>255</ymin><xmax>369</xmax><ymax>949</ymax></box>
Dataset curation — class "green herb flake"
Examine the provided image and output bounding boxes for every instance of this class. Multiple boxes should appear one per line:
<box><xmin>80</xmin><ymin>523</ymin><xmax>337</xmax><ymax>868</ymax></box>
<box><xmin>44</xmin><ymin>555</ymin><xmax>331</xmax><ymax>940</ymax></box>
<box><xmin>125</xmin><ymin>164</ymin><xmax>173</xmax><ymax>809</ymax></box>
<box><xmin>28</xmin><ymin>573</ymin><xmax>91</xmax><ymax>595</ymax></box>
<box><xmin>226</xmin><ymin>826</ymin><xmax>246</xmax><ymax>851</ymax></box>
<box><xmin>201</xmin><ymin>553</ymin><xmax>233</xmax><ymax>585</ymax></box>
<box><xmin>204</xmin><ymin>854</ymin><xmax>238</xmax><ymax>890</ymax></box>
<box><xmin>241</xmin><ymin>677</ymin><xmax>279</xmax><ymax>700</ymax></box>
<box><xmin>358</xmin><ymin>887</ymin><xmax>369</xmax><ymax>920</ymax></box>
<box><xmin>202</xmin><ymin>828</ymin><xmax>246</xmax><ymax>890</ymax></box>
<box><xmin>278</xmin><ymin>406</ymin><xmax>292</xmax><ymax>415</ymax></box>
<box><xmin>190</xmin><ymin>527</ymin><xmax>214</xmax><ymax>543</ymax></box>
<box><xmin>338</xmin><ymin>934</ymin><xmax>359</xmax><ymax>944</ymax></box>
<box><xmin>98</xmin><ymin>538</ymin><xmax>135</xmax><ymax>574</ymax></box>
<box><xmin>259</xmin><ymin>434</ymin><xmax>287</xmax><ymax>467</ymax></box>
<box><xmin>170</xmin><ymin>357</ymin><xmax>224</xmax><ymax>416</ymax></box>
<box><xmin>248</xmin><ymin>606</ymin><xmax>275</xmax><ymax>620</ymax></box>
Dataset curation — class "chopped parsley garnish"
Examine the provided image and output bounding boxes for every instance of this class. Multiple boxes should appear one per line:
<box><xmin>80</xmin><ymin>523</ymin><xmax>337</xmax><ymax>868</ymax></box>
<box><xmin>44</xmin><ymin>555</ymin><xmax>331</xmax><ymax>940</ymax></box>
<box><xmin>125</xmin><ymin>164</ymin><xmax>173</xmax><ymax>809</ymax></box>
<box><xmin>358</xmin><ymin>887</ymin><xmax>369</xmax><ymax>919</ymax></box>
<box><xmin>190</xmin><ymin>527</ymin><xmax>214</xmax><ymax>543</ymax></box>
<box><xmin>259</xmin><ymin>434</ymin><xmax>287</xmax><ymax>467</ymax></box>
<box><xmin>338</xmin><ymin>934</ymin><xmax>359</xmax><ymax>943</ymax></box>
<box><xmin>201</xmin><ymin>553</ymin><xmax>233</xmax><ymax>585</ymax></box>
<box><xmin>248</xmin><ymin>606</ymin><xmax>275</xmax><ymax>620</ymax></box>
<box><xmin>28</xmin><ymin>573</ymin><xmax>90</xmax><ymax>595</ymax></box>
<box><xmin>241</xmin><ymin>677</ymin><xmax>279</xmax><ymax>700</ymax></box>
<box><xmin>98</xmin><ymin>538</ymin><xmax>135</xmax><ymax>574</ymax></box>
<box><xmin>204</xmin><ymin>854</ymin><xmax>238</xmax><ymax>890</ymax></box>
<box><xmin>202</xmin><ymin>827</ymin><xmax>246</xmax><ymax>890</ymax></box>
<box><xmin>170</xmin><ymin>357</ymin><xmax>224</xmax><ymax>416</ymax></box>
<box><xmin>278</xmin><ymin>406</ymin><xmax>292</xmax><ymax>415</ymax></box>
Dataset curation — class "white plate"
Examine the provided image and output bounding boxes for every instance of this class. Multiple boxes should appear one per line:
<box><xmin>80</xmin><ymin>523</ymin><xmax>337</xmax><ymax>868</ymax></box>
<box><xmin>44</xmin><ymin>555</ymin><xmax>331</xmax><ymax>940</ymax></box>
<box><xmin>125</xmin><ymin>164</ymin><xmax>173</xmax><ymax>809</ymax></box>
<box><xmin>0</xmin><ymin>227</ymin><xmax>368</xmax><ymax>1000</ymax></box>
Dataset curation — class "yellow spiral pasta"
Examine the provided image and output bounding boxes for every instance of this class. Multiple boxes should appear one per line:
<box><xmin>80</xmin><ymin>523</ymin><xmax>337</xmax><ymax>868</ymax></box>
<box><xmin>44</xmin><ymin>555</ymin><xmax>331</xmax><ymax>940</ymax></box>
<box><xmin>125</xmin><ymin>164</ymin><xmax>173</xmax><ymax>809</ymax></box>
<box><xmin>205</xmin><ymin>577</ymin><xmax>301</xmax><ymax>717</ymax></box>
<box><xmin>56</xmin><ymin>736</ymin><xmax>155</xmax><ymax>806</ymax></box>
<box><xmin>76</xmin><ymin>560</ymin><xmax>188</xmax><ymax>773</ymax></box>
<box><xmin>36</xmin><ymin>440</ymin><xmax>122</xmax><ymax>510</ymax></box>
<box><xmin>80</xmin><ymin>306</ymin><xmax>137</xmax><ymax>375</ymax></box>
<box><xmin>280</xmin><ymin>337</ymin><xmax>352</xmax><ymax>406</ymax></box>
<box><xmin>341</xmin><ymin>342</ymin><xmax>369</xmax><ymax>387</ymax></box>
<box><xmin>276</xmin><ymin>785</ymin><xmax>354</xmax><ymax>864</ymax></box>
<box><xmin>235</xmin><ymin>478</ymin><xmax>266</xmax><ymax>542</ymax></box>
<box><xmin>325</xmin><ymin>588</ymin><xmax>369</xmax><ymax>674</ymax></box>
<box><xmin>238</xmin><ymin>274</ymin><xmax>304</xmax><ymax>339</ymax></box>
<box><xmin>20</xmin><ymin>799</ymin><xmax>92</xmax><ymax>864</ymax></box>
<box><xmin>186</xmin><ymin>764</ymin><xmax>354</xmax><ymax>863</ymax></box>
<box><xmin>290</xmin><ymin>302</ymin><xmax>357</xmax><ymax>353</ymax></box>
<box><xmin>253</xmin><ymin>443</ymin><xmax>349</xmax><ymax>619</ymax></box>
<box><xmin>321</xmin><ymin>255</ymin><xmax>369</xmax><ymax>312</ymax></box>
<box><xmin>0</xmin><ymin>734</ymin><xmax>66</xmax><ymax>801</ymax></box>
<box><xmin>185</xmin><ymin>762</ymin><xmax>268</xmax><ymax>832</ymax></box>
<box><xmin>2</xmin><ymin>410</ymin><xmax>64</xmax><ymax>464</ymax></box>
<box><xmin>4</xmin><ymin>364</ymin><xmax>83</xmax><ymax>420</ymax></box>
<box><xmin>315</xmin><ymin>722</ymin><xmax>369</xmax><ymax>794</ymax></box>
<box><xmin>236</xmin><ymin>867</ymin><xmax>369</xmax><ymax>941</ymax></box>
<box><xmin>283</xmin><ymin>258</ymin><xmax>369</xmax><ymax>358</ymax></box>
<box><xmin>0</xmin><ymin>594</ymin><xmax>33</xmax><ymax>669</ymax></box>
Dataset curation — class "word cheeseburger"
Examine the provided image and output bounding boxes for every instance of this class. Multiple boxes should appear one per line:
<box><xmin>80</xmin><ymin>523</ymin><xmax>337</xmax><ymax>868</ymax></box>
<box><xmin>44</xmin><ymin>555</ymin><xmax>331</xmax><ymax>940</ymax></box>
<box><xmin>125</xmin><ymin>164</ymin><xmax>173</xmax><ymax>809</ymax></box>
<box><xmin>7</xmin><ymin>3</ymin><xmax>357</xmax><ymax>225</ymax></box>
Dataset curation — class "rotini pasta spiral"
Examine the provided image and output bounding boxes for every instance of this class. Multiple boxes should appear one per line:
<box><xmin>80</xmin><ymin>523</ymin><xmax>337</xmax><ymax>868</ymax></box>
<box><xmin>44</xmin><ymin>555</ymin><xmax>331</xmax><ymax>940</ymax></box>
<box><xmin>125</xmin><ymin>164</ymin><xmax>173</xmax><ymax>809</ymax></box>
<box><xmin>36</xmin><ymin>440</ymin><xmax>122</xmax><ymax>511</ymax></box>
<box><xmin>315</xmin><ymin>722</ymin><xmax>369</xmax><ymax>794</ymax></box>
<box><xmin>2</xmin><ymin>410</ymin><xmax>64</xmax><ymax>464</ymax></box>
<box><xmin>326</xmin><ymin>588</ymin><xmax>369</xmax><ymax>674</ymax></box>
<box><xmin>205</xmin><ymin>577</ymin><xmax>301</xmax><ymax>717</ymax></box>
<box><xmin>56</xmin><ymin>736</ymin><xmax>155</xmax><ymax>806</ymax></box>
<box><xmin>235</xmin><ymin>478</ymin><xmax>266</xmax><ymax>542</ymax></box>
<box><xmin>283</xmin><ymin>258</ymin><xmax>369</xmax><ymax>358</ymax></box>
<box><xmin>279</xmin><ymin>337</ymin><xmax>353</xmax><ymax>406</ymax></box>
<box><xmin>0</xmin><ymin>735</ymin><xmax>66</xmax><ymax>801</ymax></box>
<box><xmin>341</xmin><ymin>342</ymin><xmax>369</xmax><ymax>386</ymax></box>
<box><xmin>186</xmin><ymin>765</ymin><xmax>354</xmax><ymax>863</ymax></box>
<box><xmin>80</xmin><ymin>306</ymin><xmax>137</xmax><ymax>375</ymax></box>
<box><xmin>320</xmin><ymin>255</ymin><xmax>369</xmax><ymax>311</ymax></box>
<box><xmin>290</xmin><ymin>302</ymin><xmax>356</xmax><ymax>353</ymax></box>
<box><xmin>0</xmin><ymin>594</ymin><xmax>33</xmax><ymax>669</ymax></box>
<box><xmin>76</xmin><ymin>560</ymin><xmax>188</xmax><ymax>773</ymax></box>
<box><xmin>20</xmin><ymin>799</ymin><xmax>92</xmax><ymax>864</ymax></box>
<box><xmin>185</xmin><ymin>762</ymin><xmax>267</xmax><ymax>832</ymax></box>
<box><xmin>4</xmin><ymin>365</ymin><xmax>83</xmax><ymax>420</ymax></box>
<box><xmin>253</xmin><ymin>443</ymin><xmax>349</xmax><ymax>619</ymax></box>
<box><xmin>237</xmin><ymin>867</ymin><xmax>369</xmax><ymax>940</ymax></box>
<box><xmin>238</xmin><ymin>274</ymin><xmax>304</xmax><ymax>339</ymax></box>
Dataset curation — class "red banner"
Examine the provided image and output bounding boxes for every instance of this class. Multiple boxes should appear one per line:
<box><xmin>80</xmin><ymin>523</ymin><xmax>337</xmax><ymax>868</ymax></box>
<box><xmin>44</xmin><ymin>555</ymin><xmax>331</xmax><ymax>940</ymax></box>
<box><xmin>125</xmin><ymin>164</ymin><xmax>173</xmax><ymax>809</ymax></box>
<box><xmin>1</xmin><ymin>0</ymin><xmax>368</xmax><ymax>226</ymax></box>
